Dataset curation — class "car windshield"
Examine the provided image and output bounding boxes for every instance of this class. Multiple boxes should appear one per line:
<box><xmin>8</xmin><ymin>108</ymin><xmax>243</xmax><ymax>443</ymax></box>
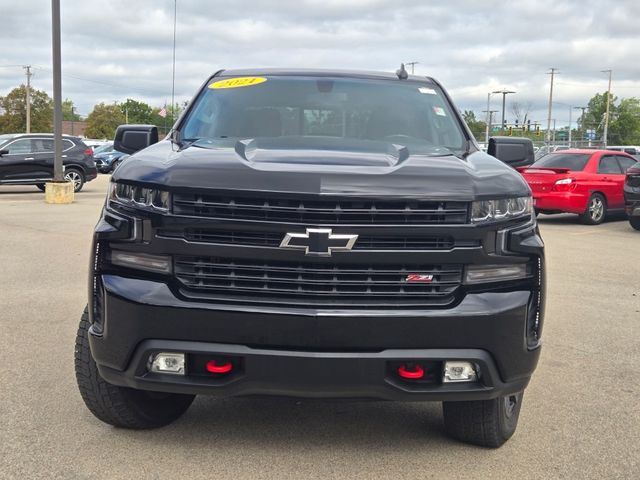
<box><xmin>533</xmin><ymin>153</ymin><xmax>592</xmax><ymax>171</ymax></box>
<box><xmin>0</xmin><ymin>134</ymin><xmax>17</xmax><ymax>148</ymax></box>
<box><xmin>180</xmin><ymin>75</ymin><xmax>467</xmax><ymax>156</ymax></box>
<box><xmin>93</xmin><ymin>144</ymin><xmax>114</xmax><ymax>154</ymax></box>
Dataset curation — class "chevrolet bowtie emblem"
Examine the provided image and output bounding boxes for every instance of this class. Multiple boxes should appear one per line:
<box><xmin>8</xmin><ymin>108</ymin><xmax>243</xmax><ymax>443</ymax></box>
<box><xmin>280</xmin><ymin>228</ymin><xmax>358</xmax><ymax>256</ymax></box>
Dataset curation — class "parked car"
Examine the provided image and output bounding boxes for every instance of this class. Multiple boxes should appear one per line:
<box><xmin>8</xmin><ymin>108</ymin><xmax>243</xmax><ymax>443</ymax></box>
<box><xmin>534</xmin><ymin>145</ymin><xmax>570</xmax><ymax>160</ymax></box>
<box><xmin>93</xmin><ymin>143</ymin><xmax>129</xmax><ymax>173</ymax></box>
<box><xmin>623</xmin><ymin>161</ymin><xmax>640</xmax><ymax>230</ymax></box>
<box><xmin>75</xmin><ymin>68</ymin><xmax>545</xmax><ymax>448</ymax></box>
<box><xmin>519</xmin><ymin>149</ymin><xmax>637</xmax><ymax>224</ymax></box>
<box><xmin>83</xmin><ymin>139</ymin><xmax>110</xmax><ymax>151</ymax></box>
<box><xmin>0</xmin><ymin>133</ymin><xmax>98</xmax><ymax>192</ymax></box>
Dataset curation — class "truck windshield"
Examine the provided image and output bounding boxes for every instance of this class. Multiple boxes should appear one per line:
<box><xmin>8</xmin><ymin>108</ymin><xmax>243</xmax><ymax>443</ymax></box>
<box><xmin>533</xmin><ymin>153</ymin><xmax>592</xmax><ymax>171</ymax></box>
<box><xmin>180</xmin><ymin>75</ymin><xmax>466</xmax><ymax>156</ymax></box>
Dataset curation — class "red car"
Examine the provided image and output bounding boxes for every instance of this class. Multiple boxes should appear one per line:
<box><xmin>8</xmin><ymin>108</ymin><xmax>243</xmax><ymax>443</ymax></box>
<box><xmin>520</xmin><ymin>149</ymin><xmax>637</xmax><ymax>224</ymax></box>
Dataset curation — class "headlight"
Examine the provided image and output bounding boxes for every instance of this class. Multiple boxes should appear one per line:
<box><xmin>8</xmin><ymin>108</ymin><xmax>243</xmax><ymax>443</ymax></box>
<box><xmin>471</xmin><ymin>196</ymin><xmax>532</xmax><ymax>224</ymax></box>
<box><xmin>107</xmin><ymin>182</ymin><xmax>170</xmax><ymax>212</ymax></box>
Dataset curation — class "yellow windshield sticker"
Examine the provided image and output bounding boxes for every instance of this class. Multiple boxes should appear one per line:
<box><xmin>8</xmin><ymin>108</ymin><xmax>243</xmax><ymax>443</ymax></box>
<box><xmin>209</xmin><ymin>77</ymin><xmax>267</xmax><ymax>89</ymax></box>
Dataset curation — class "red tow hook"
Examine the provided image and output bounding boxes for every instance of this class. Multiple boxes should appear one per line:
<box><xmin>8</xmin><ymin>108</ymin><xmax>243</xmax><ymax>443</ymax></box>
<box><xmin>398</xmin><ymin>363</ymin><xmax>424</xmax><ymax>380</ymax></box>
<box><xmin>206</xmin><ymin>360</ymin><xmax>233</xmax><ymax>374</ymax></box>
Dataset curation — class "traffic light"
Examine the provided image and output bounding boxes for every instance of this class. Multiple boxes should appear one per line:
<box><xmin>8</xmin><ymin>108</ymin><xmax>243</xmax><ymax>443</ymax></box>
<box><xmin>503</xmin><ymin>120</ymin><xmax>507</xmax><ymax>130</ymax></box>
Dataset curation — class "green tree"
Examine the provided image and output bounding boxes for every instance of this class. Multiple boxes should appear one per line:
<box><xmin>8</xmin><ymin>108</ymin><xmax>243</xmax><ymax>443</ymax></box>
<box><xmin>0</xmin><ymin>85</ymin><xmax>53</xmax><ymax>133</ymax></box>
<box><xmin>462</xmin><ymin>110</ymin><xmax>487</xmax><ymax>139</ymax></box>
<box><xmin>580</xmin><ymin>92</ymin><xmax>616</xmax><ymax>138</ymax></box>
<box><xmin>62</xmin><ymin>98</ymin><xmax>82</xmax><ymax>121</ymax></box>
<box><xmin>579</xmin><ymin>92</ymin><xmax>640</xmax><ymax>144</ymax></box>
<box><xmin>610</xmin><ymin>98</ymin><xmax>640</xmax><ymax>144</ymax></box>
<box><xmin>85</xmin><ymin>103</ymin><xmax>126</xmax><ymax>139</ymax></box>
<box><xmin>121</xmin><ymin>98</ymin><xmax>154</xmax><ymax>124</ymax></box>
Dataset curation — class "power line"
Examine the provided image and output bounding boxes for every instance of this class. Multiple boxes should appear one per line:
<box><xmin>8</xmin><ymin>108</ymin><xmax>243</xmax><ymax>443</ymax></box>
<box><xmin>30</xmin><ymin>65</ymin><xmax>164</xmax><ymax>97</ymax></box>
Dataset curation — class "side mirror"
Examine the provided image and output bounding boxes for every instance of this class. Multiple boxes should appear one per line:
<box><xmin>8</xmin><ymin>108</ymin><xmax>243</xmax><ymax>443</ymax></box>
<box><xmin>0</xmin><ymin>149</ymin><xmax>8</xmax><ymax>156</ymax></box>
<box><xmin>488</xmin><ymin>136</ymin><xmax>535</xmax><ymax>168</ymax></box>
<box><xmin>114</xmin><ymin>124</ymin><xmax>158</xmax><ymax>155</ymax></box>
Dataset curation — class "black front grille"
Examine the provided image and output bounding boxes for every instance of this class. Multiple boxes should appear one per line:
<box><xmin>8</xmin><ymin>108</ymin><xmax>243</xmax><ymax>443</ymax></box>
<box><xmin>158</xmin><ymin>228</ymin><xmax>464</xmax><ymax>251</ymax></box>
<box><xmin>172</xmin><ymin>193</ymin><xmax>469</xmax><ymax>225</ymax></box>
<box><xmin>174</xmin><ymin>256</ymin><xmax>463</xmax><ymax>307</ymax></box>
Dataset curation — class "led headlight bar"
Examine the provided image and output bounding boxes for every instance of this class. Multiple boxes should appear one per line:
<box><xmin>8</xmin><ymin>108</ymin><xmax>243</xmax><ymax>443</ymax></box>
<box><xmin>108</xmin><ymin>182</ymin><xmax>170</xmax><ymax>212</ymax></box>
<box><xmin>471</xmin><ymin>196</ymin><xmax>532</xmax><ymax>224</ymax></box>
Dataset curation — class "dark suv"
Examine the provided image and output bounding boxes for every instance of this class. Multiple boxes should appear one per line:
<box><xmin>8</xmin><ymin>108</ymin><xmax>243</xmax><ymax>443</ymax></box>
<box><xmin>624</xmin><ymin>161</ymin><xmax>640</xmax><ymax>230</ymax></box>
<box><xmin>0</xmin><ymin>133</ymin><xmax>98</xmax><ymax>192</ymax></box>
<box><xmin>75</xmin><ymin>69</ymin><xmax>545</xmax><ymax>448</ymax></box>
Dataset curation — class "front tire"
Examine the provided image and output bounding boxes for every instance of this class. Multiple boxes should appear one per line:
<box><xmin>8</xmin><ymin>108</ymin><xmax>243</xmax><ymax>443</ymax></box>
<box><xmin>630</xmin><ymin>216</ymin><xmax>640</xmax><ymax>231</ymax></box>
<box><xmin>442</xmin><ymin>391</ymin><xmax>524</xmax><ymax>448</ymax></box>
<box><xmin>581</xmin><ymin>193</ymin><xmax>607</xmax><ymax>225</ymax></box>
<box><xmin>74</xmin><ymin>308</ymin><xmax>195</xmax><ymax>429</ymax></box>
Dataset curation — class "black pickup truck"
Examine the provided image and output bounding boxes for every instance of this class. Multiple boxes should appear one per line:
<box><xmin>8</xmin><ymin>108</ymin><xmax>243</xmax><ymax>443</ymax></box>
<box><xmin>75</xmin><ymin>68</ymin><xmax>545</xmax><ymax>447</ymax></box>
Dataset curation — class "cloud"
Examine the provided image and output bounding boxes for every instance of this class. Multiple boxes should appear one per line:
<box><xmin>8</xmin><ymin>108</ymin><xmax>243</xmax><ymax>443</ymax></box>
<box><xmin>0</xmin><ymin>0</ymin><xmax>638</xmax><ymax>126</ymax></box>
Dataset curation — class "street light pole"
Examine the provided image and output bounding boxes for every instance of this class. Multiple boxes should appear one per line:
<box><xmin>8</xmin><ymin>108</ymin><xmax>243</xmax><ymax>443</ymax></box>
<box><xmin>51</xmin><ymin>0</ymin><xmax>63</xmax><ymax>182</ymax></box>
<box><xmin>574</xmin><ymin>106</ymin><xmax>587</xmax><ymax>146</ymax></box>
<box><xmin>484</xmin><ymin>92</ymin><xmax>491</xmax><ymax>144</ymax></box>
<box><xmin>405</xmin><ymin>62</ymin><xmax>419</xmax><ymax>74</ymax></box>
<box><xmin>492</xmin><ymin>89</ymin><xmax>516</xmax><ymax>131</ymax></box>
<box><xmin>23</xmin><ymin>65</ymin><xmax>32</xmax><ymax>133</ymax></box>
<box><xmin>568</xmin><ymin>106</ymin><xmax>572</xmax><ymax>146</ymax></box>
<box><xmin>602</xmin><ymin>69</ymin><xmax>612</xmax><ymax>148</ymax></box>
<box><xmin>170</xmin><ymin>0</ymin><xmax>177</xmax><ymax>126</ymax></box>
<box><xmin>546</xmin><ymin>68</ymin><xmax>557</xmax><ymax>146</ymax></box>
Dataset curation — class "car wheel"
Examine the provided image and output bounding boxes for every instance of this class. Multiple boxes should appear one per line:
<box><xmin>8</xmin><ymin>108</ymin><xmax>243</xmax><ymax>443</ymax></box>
<box><xmin>110</xmin><ymin>159</ymin><xmax>120</xmax><ymax>172</ymax></box>
<box><xmin>581</xmin><ymin>193</ymin><xmax>607</xmax><ymax>225</ymax></box>
<box><xmin>64</xmin><ymin>169</ymin><xmax>85</xmax><ymax>192</ymax></box>
<box><xmin>630</xmin><ymin>216</ymin><xmax>640</xmax><ymax>231</ymax></box>
<box><xmin>442</xmin><ymin>391</ymin><xmax>524</xmax><ymax>448</ymax></box>
<box><xmin>36</xmin><ymin>184</ymin><xmax>45</xmax><ymax>192</ymax></box>
<box><xmin>75</xmin><ymin>308</ymin><xmax>195</xmax><ymax>429</ymax></box>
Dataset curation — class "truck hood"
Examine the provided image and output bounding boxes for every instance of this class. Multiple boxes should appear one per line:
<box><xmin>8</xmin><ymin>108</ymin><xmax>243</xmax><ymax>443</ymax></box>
<box><xmin>112</xmin><ymin>139</ymin><xmax>530</xmax><ymax>201</ymax></box>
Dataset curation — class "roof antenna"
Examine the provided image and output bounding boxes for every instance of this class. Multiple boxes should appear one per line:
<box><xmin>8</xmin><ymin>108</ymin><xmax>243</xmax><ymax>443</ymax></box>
<box><xmin>396</xmin><ymin>63</ymin><xmax>408</xmax><ymax>80</ymax></box>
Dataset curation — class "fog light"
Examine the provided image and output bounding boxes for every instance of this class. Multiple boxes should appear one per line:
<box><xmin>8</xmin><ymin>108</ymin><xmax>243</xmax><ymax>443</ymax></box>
<box><xmin>443</xmin><ymin>361</ymin><xmax>477</xmax><ymax>383</ymax></box>
<box><xmin>149</xmin><ymin>352</ymin><xmax>185</xmax><ymax>375</ymax></box>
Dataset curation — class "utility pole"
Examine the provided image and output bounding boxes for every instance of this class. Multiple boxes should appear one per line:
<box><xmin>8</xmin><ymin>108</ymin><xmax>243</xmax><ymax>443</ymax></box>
<box><xmin>405</xmin><ymin>62</ymin><xmax>419</xmax><ymax>74</ymax></box>
<box><xmin>23</xmin><ymin>65</ymin><xmax>32</xmax><ymax>133</ymax></box>
<box><xmin>546</xmin><ymin>68</ymin><xmax>557</xmax><ymax>146</ymax></box>
<box><xmin>574</xmin><ymin>106</ymin><xmax>587</xmax><ymax>146</ymax></box>
<box><xmin>602</xmin><ymin>69</ymin><xmax>612</xmax><ymax>148</ymax></box>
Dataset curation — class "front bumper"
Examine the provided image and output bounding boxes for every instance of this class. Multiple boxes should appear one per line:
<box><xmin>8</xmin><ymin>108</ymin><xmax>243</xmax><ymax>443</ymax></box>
<box><xmin>533</xmin><ymin>191</ymin><xmax>588</xmax><ymax>214</ymax></box>
<box><xmin>624</xmin><ymin>188</ymin><xmax>640</xmax><ymax>217</ymax></box>
<box><xmin>89</xmin><ymin>275</ymin><xmax>541</xmax><ymax>401</ymax></box>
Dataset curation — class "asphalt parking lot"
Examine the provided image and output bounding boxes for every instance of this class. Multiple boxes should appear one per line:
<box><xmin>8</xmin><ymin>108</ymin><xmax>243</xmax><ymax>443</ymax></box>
<box><xmin>1</xmin><ymin>174</ymin><xmax>638</xmax><ymax>479</ymax></box>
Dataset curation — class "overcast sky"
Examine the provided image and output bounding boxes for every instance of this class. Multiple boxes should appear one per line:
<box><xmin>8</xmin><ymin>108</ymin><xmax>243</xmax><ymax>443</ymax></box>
<box><xmin>1</xmin><ymin>0</ymin><xmax>639</xmax><ymax>128</ymax></box>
